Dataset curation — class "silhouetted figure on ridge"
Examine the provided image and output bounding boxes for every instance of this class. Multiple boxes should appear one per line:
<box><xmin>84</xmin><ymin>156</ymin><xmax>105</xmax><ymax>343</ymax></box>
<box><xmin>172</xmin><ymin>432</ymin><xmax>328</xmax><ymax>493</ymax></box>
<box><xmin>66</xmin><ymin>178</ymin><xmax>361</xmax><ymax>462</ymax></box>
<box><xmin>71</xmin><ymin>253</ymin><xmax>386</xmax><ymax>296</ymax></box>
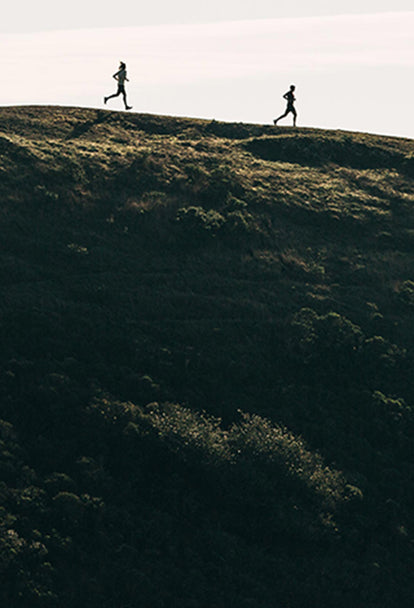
<box><xmin>104</xmin><ymin>62</ymin><xmax>132</xmax><ymax>110</ymax></box>
<box><xmin>274</xmin><ymin>85</ymin><xmax>297</xmax><ymax>127</ymax></box>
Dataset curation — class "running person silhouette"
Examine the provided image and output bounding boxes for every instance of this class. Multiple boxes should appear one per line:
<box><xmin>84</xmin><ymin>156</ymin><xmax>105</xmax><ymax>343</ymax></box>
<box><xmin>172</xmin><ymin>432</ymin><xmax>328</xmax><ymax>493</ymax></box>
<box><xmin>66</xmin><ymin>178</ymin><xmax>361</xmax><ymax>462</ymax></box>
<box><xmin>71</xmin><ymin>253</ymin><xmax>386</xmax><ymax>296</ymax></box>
<box><xmin>104</xmin><ymin>62</ymin><xmax>132</xmax><ymax>110</ymax></box>
<box><xmin>274</xmin><ymin>85</ymin><xmax>297</xmax><ymax>126</ymax></box>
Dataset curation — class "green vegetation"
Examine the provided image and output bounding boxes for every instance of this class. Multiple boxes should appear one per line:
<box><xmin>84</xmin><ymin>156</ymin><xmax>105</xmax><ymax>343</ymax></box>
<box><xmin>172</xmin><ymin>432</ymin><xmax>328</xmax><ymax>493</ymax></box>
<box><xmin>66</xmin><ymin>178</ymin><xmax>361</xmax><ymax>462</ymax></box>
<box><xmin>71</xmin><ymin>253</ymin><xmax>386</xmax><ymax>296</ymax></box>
<box><xmin>0</xmin><ymin>105</ymin><xmax>413</xmax><ymax>607</ymax></box>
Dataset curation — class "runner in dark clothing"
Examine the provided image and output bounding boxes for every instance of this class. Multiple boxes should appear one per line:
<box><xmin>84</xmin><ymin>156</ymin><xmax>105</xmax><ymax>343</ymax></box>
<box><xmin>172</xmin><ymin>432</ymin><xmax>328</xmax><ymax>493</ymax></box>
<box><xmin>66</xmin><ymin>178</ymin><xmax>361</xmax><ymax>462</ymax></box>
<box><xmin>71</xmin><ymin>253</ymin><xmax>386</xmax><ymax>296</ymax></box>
<box><xmin>104</xmin><ymin>62</ymin><xmax>132</xmax><ymax>110</ymax></box>
<box><xmin>274</xmin><ymin>85</ymin><xmax>297</xmax><ymax>126</ymax></box>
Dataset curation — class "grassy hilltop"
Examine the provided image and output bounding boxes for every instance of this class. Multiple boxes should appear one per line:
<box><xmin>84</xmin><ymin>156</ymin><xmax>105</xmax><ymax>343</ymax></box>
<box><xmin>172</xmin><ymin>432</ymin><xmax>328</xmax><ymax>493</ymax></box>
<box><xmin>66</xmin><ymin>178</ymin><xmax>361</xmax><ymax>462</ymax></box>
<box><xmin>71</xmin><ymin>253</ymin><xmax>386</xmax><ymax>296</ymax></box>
<box><xmin>0</xmin><ymin>105</ymin><xmax>413</xmax><ymax>607</ymax></box>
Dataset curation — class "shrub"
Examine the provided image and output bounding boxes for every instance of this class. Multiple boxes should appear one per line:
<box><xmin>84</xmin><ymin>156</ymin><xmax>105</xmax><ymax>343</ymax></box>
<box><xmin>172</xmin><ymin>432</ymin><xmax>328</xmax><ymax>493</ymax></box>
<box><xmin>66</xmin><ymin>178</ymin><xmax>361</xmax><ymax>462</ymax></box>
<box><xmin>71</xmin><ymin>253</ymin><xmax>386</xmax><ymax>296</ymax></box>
<box><xmin>130</xmin><ymin>402</ymin><xmax>348</xmax><ymax>509</ymax></box>
<box><xmin>372</xmin><ymin>391</ymin><xmax>412</xmax><ymax>423</ymax></box>
<box><xmin>229</xmin><ymin>411</ymin><xmax>347</xmax><ymax>507</ymax></box>
<box><xmin>201</xmin><ymin>164</ymin><xmax>244</xmax><ymax>204</ymax></box>
<box><xmin>175</xmin><ymin>206</ymin><xmax>225</xmax><ymax>243</ymax></box>
<box><xmin>224</xmin><ymin>210</ymin><xmax>255</xmax><ymax>236</ymax></box>
<box><xmin>52</xmin><ymin>492</ymin><xmax>84</xmax><ymax>522</ymax></box>
<box><xmin>358</xmin><ymin>336</ymin><xmax>406</xmax><ymax>390</ymax></box>
<box><xmin>44</xmin><ymin>473</ymin><xmax>77</xmax><ymax>496</ymax></box>
<box><xmin>224</xmin><ymin>194</ymin><xmax>248</xmax><ymax>212</ymax></box>
<box><xmin>288</xmin><ymin>308</ymin><xmax>363</xmax><ymax>367</ymax></box>
<box><xmin>398</xmin><ymin>280</ymin><xmax>414</xmax><ymax>306</ymax></box>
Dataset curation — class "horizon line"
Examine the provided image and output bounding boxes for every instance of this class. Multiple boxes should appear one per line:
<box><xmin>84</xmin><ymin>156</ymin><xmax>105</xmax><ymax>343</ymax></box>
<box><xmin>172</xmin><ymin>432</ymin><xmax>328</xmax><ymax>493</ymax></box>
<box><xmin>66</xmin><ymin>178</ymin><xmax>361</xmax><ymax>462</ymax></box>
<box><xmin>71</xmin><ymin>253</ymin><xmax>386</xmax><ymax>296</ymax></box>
<box><xmin>1</xmin><ymin>104</ymin><xmax>412</xmax><ymax>142</ymax></box>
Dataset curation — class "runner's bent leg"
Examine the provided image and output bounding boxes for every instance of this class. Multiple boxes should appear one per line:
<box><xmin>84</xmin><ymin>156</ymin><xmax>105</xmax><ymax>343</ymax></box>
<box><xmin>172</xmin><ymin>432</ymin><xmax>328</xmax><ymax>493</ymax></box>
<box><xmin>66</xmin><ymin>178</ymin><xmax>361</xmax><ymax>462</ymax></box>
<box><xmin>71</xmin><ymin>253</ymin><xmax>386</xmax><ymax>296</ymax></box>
<box><xmin>274</xmin><ymin>109</ymin><xmax>289</xmax><ymax>125</ymax></box>
<box><xmin>105</xmin><ymin>90</ymin><xmax>121</xmax><ymax>102</ymax></box>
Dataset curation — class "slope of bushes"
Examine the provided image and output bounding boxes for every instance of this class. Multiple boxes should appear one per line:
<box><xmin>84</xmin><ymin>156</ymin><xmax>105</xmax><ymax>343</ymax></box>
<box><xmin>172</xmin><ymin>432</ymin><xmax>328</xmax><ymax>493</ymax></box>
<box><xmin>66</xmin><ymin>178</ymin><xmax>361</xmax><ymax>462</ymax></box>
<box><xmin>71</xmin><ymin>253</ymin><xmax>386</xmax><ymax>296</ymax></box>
<box><xmin>0</xmin><ymin>106</ymin><xmax>413</xmax><ymax>607</ymax></box>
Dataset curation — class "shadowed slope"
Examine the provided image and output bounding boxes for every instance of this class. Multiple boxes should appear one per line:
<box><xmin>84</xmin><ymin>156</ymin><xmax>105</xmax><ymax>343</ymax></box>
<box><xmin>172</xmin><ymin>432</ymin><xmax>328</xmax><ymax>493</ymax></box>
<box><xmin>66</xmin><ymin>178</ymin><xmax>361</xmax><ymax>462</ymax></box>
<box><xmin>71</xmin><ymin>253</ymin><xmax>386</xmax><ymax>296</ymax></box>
<box><xmin>0</xmin><ymin>106</ymin><xmax>413</xmax><ymax>608</ymax></box>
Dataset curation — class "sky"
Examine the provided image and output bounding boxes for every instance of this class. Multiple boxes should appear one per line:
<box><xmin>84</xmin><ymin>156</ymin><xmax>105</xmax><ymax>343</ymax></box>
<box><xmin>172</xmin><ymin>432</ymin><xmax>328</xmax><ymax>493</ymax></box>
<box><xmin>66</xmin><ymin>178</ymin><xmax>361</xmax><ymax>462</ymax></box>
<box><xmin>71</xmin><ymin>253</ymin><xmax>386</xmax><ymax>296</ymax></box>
<box><xmin>1</xmin><ymin>1</ymin><xmax>413</xmax><ymax>139</ymax></box>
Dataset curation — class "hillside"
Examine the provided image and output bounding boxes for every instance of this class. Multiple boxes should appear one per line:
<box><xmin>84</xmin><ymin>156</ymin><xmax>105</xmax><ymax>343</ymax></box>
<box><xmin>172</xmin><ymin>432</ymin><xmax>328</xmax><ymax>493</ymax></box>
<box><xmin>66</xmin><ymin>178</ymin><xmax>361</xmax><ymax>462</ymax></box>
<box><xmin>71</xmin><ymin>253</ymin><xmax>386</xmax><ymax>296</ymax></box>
<box><xmin>0</xmin><ymin>105</ymin><xmax>413</xmax><ymax>607</ymax></box>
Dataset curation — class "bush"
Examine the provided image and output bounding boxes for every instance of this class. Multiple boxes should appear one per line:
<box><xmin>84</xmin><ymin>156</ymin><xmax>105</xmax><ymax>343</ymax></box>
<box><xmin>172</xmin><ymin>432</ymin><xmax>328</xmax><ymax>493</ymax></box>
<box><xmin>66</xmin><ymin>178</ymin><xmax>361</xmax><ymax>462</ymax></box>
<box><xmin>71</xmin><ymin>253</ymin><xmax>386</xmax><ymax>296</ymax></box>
<box><xmin>398</xmin><ymin>280</ymin><xmax>414</xmax><ymax>306</ymax></box>
<box><xmin>288</xmin><ymin>308</ymin><xmax>363</xmax><ymax>369</ymax></box>
<box><xmin>175</xmin><ymin>206</ymin><xmax>225</xmax><ymax>243</ymax></box>
<box><xmin>52</xmin><ymin>492</ymin><xmax>84</xmax><ymax>522</ymax></box>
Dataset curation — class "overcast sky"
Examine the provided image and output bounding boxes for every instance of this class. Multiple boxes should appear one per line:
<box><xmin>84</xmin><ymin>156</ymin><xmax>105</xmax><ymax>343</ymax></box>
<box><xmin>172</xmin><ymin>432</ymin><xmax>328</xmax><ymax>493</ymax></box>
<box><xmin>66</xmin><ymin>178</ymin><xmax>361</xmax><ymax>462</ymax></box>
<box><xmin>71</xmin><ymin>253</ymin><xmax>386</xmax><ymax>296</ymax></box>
<box><xmin>2</xmin><ymin>0</ymin><xmax>413</xmax><ymax>31</ymax></box>
<box><xmin>1</xmin><ymin>2</ymin><xmax>413</xmax><ymax>139</ymax></box>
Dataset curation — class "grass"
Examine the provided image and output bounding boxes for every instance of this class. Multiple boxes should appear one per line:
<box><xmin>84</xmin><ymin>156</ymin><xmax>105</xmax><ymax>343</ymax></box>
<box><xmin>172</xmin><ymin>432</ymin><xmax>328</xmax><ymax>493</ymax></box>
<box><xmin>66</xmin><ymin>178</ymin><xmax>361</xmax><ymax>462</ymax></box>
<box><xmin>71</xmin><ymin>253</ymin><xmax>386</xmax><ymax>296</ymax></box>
<box><xmin>0</xmin><ymin>105</ymin><xmax>413</xmax><ymax>607</ymax></box>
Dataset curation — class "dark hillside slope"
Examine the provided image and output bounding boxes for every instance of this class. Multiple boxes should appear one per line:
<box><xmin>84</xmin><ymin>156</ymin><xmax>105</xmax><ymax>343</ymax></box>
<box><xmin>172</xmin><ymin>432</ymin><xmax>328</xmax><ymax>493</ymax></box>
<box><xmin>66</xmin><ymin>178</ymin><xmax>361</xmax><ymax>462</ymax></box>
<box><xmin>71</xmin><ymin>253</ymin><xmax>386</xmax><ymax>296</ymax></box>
<box><xmin>0</xmin><ymin>106</ymin><xmax>413</xmax><ymax>607</ymax></box>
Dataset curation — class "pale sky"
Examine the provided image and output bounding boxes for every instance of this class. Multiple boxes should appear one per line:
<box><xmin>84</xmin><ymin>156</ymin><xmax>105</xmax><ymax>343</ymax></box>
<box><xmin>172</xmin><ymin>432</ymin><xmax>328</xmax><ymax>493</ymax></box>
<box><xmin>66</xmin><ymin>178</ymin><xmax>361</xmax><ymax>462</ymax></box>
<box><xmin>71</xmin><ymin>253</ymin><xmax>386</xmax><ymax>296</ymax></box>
<box><xmin>1</xmin><ymin>2</ymin><xmax>413</xmax><ymax>139</ymax></box>
<box><xmin>2</xmin><ymin>0</ymin><xmax>413</xmax><ymax>31</ymax></box>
